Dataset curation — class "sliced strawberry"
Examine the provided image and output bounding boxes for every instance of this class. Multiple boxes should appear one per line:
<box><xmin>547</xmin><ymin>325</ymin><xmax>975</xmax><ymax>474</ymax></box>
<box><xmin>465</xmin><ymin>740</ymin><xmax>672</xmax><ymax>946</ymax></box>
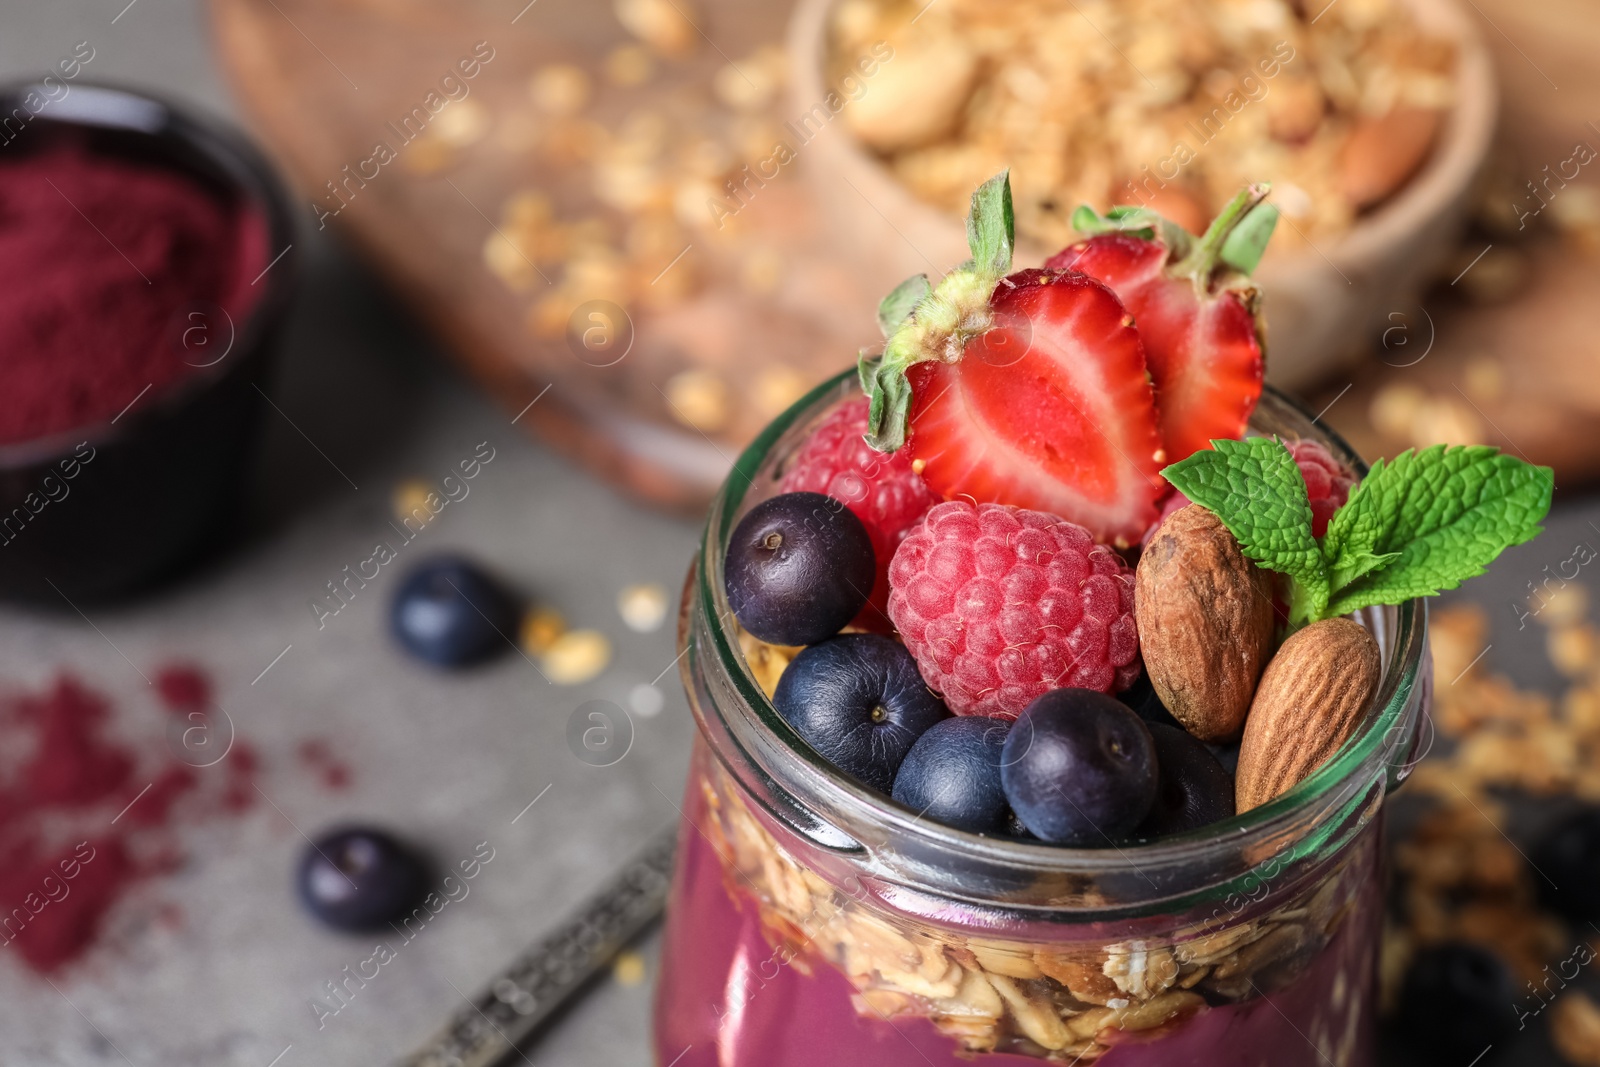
<box><xmin>1047</xmin><ymin>188</ymin><xmax>1275</xmax><ymax>465</ymax></box>
<box><xmin>861</xmin><ymin>172</ymin><xmax>1166</xmax><ymax>546</ymax></box>
<box><xmin>904</xmin><ymin>269</ymin><xmax>1164</xmax><ymax>544</ymax></box>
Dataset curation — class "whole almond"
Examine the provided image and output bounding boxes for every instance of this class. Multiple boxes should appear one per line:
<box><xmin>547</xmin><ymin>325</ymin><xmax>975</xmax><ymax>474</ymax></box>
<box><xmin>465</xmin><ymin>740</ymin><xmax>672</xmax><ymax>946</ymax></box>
<box><xmin>1236</xmin><ymin>617</ymin><xmax>1382</xmax><ymax>811</ymax></box>
<box><xmin>1338</xmin><ymin>106</ymin><xmax>1444</xmax><ymax>209</ymax></box>
<box><xmin>844</xmin><ymin>38</ymin><xmax>978</xmax><ymax>152</ymax></box>
<box><xmin>1135</xmin><ymin>506</ymin><xmax>1275</xmax><ymax>743</ymax></box>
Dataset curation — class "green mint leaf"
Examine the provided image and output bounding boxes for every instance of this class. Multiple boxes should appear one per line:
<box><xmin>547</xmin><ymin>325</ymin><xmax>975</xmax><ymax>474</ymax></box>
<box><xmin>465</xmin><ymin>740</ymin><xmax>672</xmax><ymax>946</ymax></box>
<box><xmin>877</xmin><ymin>274</ymin><xmax>931</xmax><ymax>338</ymax></box>
<box><xmin>1320</xmin><ymin>454</ymin><xmax>1396</xmax><ymax>591</ymax></box>
<box><xmin>1321</xmin><ymin>445</ymin><xmax>1553</xmax><ymax>617</ymax></box>
<box><xmin>1162</xmin><ymin>437</ymin><xmax>1328</xmax><ymax>618</ymax></box>
<box><xmin>1219</xmin><ymin>203</ymin><xmax>1278</xmax><ymax>275</ymax></box>
<box><xmin>965</xmin><ymin>171</ymin><xmax>1014</xmax><ymax>278</ymax></box>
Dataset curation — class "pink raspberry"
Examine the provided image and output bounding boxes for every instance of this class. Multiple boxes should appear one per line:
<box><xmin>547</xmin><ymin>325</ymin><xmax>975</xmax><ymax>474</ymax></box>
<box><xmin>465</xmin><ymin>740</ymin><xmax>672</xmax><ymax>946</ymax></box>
<box><xmin>887</xmin><ymin>501</ymin><xmax>1139</xmax><ymax>719</ymax></box>
<box><xmin>781</xmin><ymin>396</ymin><xmax>940</xmax><ymax>629</ymax></box>
<box><xmin>1287</xmin><ymin>439</ymin><xmax>1357</xmax><ymax>538</ymax></box>
<box><xmin>1144</xmin><ymin>439</ymin><xmax>1358</xmax><ymax>543</ymax></box>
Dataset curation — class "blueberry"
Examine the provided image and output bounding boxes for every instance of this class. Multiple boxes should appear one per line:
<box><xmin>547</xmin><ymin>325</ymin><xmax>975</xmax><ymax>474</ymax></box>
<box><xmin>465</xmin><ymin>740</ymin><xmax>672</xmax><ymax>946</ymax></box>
<box><xmin>298</xmin><ymin>827</ymin><xmax>429</xmax><ymax>932</ymax></box>
<box><xmin>773</xmin><ymin>633</ymin><xmax>949</xmax><ymax>791</ymax></box>
<box><xmin>1134</xmin><ymin>723</ymin><xmax>1235</xmax><ymax>838</ymax></box>
<box><xmin>892</xmin><ymin>717</ymin><xmax>1011</xmax><ymax>833</ymax></box>
<box><xmin>725</xmin><ymin>492</ymin><xmax>875</xmax><ymax>646</ymax></box>
<box><xmin>1000</xmin><ymin>689</ymin><xmax>1158</xmax><ymax>845</ymax></box>
<box><xmin>1532</xmin><ymin>806</ymin><xmax>1600</xmax><ymax>922</ymax></box>
<box><xmin>391</xmin><ymin>556</ymin><xmax>518</xmax><ymax>668</ymax></box>
<box><xmin>1394</xmin><ymin>943</ymin><xmax>1516</xmax><ymax>1061</ymax></box>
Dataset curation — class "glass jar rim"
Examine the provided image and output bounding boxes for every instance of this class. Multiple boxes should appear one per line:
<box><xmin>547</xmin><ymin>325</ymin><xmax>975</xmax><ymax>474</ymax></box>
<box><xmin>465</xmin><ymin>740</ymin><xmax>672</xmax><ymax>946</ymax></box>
<box><xmin>687</xmin><ymin>370</ymin><xmax>1428</xmax><ymax>911</ymax></box>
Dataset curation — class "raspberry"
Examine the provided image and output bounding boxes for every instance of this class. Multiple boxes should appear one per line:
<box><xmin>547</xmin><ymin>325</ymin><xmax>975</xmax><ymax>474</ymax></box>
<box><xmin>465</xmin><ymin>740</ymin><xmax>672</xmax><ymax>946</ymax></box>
<box><xmin>780</xmin><ymin>397</ymin><xmax>940</xmax><ymax>629</ymax></box>
<box><xmin>887</xmin><ymin>501</ymin><xmax>1139</xmax><ymax>719</ymax></box>
<box><xmin>1144</xmin><ymin>439</ymin><xmax>1358</xmax><ymax>542</ymax></box>
<box><xmin>1287</xmin><ymin>439</ymin><xmax>1357</xmax><ymax>538</ymax></box>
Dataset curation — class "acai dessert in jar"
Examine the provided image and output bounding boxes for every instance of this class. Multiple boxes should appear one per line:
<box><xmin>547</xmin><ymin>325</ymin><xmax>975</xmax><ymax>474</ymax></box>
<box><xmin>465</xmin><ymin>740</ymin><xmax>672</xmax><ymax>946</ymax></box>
<box><xmin>655</xmin><ymin>174</ymin><xmax>1551</xmax><ymax>1066</ymax></box>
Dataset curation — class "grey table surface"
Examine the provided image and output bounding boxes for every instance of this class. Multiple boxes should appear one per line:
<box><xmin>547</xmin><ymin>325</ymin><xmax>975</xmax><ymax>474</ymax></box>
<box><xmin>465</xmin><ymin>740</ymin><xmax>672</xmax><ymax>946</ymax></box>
<box><xmin>0</xmin><ymin>4</ymin><xmax>1593</xmax><ymax>1066</ymax></box>
<box><xmin>0</xmin><ymin>4</ymin><xmax>695</xmax><ymax>1065</ymax></box>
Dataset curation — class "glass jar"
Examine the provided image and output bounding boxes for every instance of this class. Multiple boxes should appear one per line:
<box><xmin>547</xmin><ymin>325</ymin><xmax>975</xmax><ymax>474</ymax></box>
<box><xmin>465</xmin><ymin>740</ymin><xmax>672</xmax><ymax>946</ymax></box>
<box><xmin>655</xmin><ymin>372</ymin><xmax>1430</xmax><ymax>1067</ymax></box>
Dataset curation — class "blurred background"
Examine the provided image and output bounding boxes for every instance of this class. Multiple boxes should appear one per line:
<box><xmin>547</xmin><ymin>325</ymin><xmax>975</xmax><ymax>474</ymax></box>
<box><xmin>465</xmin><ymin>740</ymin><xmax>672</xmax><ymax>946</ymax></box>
<box><xmin>0</xmin><ymin>0</ymin><xmax>1596</xmax><ymax>1064</ymax></box>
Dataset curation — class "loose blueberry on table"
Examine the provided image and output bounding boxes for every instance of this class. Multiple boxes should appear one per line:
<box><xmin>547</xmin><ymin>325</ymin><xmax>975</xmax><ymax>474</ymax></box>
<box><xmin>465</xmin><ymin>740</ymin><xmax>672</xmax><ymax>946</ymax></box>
<box><xmin>390</xmin><ymin>555</ymin><xmax>519</xmax><ymax>668</ymax></box>
<box><xmin>298</xmin><ymin>826</ymin><xmax>429</xmax><ymax>932</ymax></box>
<box><xmin>1531</xmin><ymin>805</ymin><xmax>1600</xmax><ymax>923</ymax></box>
<box><xmin>1393</xmin><ymin>942</ymin><xmax>1517</xmax><ymax>1061</ymax></box>
<box><xmin>721</xmin><ymin>170</ymin><xmax>1552</xmax><ymax>845</ymax></box>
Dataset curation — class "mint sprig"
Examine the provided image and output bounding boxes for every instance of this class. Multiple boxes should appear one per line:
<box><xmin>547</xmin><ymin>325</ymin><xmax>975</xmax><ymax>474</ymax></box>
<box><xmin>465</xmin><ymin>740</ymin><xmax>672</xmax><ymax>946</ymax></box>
<box><xmin>1320</xmin><ymin>446</ymin><xmax>1553</xmax><ymax>616</ymax></box>
<box><xmin>1162</xmin><ymin>438</ymin><xmax>1329</xmax><ymax>620</ymax></box>
<box><xmin>1163</xmin><ymin>439</ymin><xmax>1554</xmax><ymax>627</ymax></box>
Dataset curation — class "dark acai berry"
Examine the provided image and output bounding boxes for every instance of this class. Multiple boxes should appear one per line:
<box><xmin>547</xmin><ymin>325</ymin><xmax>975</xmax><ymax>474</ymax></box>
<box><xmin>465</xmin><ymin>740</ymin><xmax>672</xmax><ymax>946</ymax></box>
<box><xmin>298</xmin><ymin>826</ymin><xmax>429</xmax><ymax>932</ymax></box>
<box><xmin>773</xmin><ymin>633</ymin><xmax>949</xmax><ymax>792</ymax></box>
<box><xmin>1004</xmin><ymin>809</ymin><xmax>1036</xmax><ymax>840</ymax></box>
<box><xmin>1134</xmin><ymin>723</ymin><xmax>1235</xmax><ymax>838</ymax></box>
<box><xmin>1000</xmin><ymin>689</ymin><xmax>1158</xmax><ymax>845</ymax></box>
<box><xmin>390</xmin><ymin>556</ymin><xmax>518</xmax><ymax>668</ymax></box>
<box><xmin>892</xmin><ymin>716</ymin><xmax>1011</xmax><ymax>833</ymax></box>
<box><xmin>1394</xmin><ymin>942</ymin><xmax>1517</xmax><ymax>1061</ymax></box>
<box><xmin>1117</xmin><ymin>668</ymin><xmax>1183</xmax><ymax>732</ymax></box>
<box><xmin>725</xmin><ymin>492</ymin><xmax>875</xmax><ymax>646</ymax></box>
<box><xmin>1531</xmin><ymin>806</ymin><xmax>1600</xmax><ymax>922</ymax></box>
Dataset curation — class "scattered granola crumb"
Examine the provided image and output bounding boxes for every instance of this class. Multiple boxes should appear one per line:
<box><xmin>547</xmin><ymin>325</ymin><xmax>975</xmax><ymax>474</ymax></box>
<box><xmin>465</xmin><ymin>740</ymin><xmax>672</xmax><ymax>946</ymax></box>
<box><xmin>1554</xmin><ymin>991</ymin><xmax>1600</xmax><ymax>1066</ymax></box>
<box><xmin>521</xmin><ymin>607</ymin><xmax>567</xmax><ymax>657</ymax></box>
<box><xmin>529</xmin><ymin>65</ymin><xmax>592</xmax><ymax>117</ymax></box>
<box><xmin>392</xmin><ymin>480</ymin><xmax>437</xmax><ymax>528</ymax></box>
<box><xmin>663</xmin><ymin>368</ymin><xmax>731</xmax><ymax>432</ymax></box>
<box><xmin>614</xmin><ymin>950</ymin><xmax>648</xmax><ymax>986</ymax></box>
<box><xmin>541</xmin><ymin>629</ymin><xmax>613</xmax><ymax>685</ymax></box>
<box><xmin>618</xmin><ymin>582</ymin><xmax>670</xmax><ymax>633</ymax></box>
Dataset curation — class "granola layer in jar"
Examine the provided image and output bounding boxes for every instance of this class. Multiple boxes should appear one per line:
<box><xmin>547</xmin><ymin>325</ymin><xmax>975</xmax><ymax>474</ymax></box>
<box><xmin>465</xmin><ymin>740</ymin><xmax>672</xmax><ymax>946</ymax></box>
<box><xmin>660</xmin><ymin>740</ymin><xmax>1383</xmax><ymax>1063</ymax></box>
<box><xmin>654</xmin><ymin>374</ymin><xmax>1430</xmax><ymax>1067</ymax></box>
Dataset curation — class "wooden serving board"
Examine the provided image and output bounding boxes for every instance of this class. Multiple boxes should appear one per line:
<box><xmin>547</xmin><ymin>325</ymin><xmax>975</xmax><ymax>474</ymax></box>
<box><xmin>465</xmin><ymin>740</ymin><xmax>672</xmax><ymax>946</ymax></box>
<box><xmin>209</xmin><ymin>0</ymin><xmax>1600</xmax><ymax>507</ymax></box>
<box><xmin>210</xmin><ymin>0</ymin><xmax>881</xmax><ymax>512</ymax></box>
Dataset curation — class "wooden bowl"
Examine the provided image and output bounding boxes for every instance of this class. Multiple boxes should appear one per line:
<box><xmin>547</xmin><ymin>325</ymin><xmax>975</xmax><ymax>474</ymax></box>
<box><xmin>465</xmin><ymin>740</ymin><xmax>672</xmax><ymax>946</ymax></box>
<box><xmin>785</xmin><ymin>0</ymin><xmax>1498</xmax><ymax>390</ymax></box>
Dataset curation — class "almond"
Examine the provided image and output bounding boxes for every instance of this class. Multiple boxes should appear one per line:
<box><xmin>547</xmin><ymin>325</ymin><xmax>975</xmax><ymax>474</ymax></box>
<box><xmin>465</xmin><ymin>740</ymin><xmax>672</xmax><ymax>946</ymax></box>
<box><xmin>1236</xmin><ymin>618</ymin><xmax>1382</xmax><ymax>810</ymax></box>
<box><xmin>844</xmin><ymin>37</ymin><xmax>978</xmax><ymax>152</ymax></box>
<box><xmin>1135</xmin><ymin>506</ymin><xmax>1275</xmax><ymax>743</ymax></box>
<box><xmin>1337</xmin><ymin>106</ymin><xmax>1444</xmax><ymax>210</ymax></box>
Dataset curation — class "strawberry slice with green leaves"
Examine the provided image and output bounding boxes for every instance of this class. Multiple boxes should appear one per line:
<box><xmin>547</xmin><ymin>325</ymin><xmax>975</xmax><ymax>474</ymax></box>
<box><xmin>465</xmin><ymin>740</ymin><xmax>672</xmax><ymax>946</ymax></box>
<box><xmin>1046</xmin><ymin>187</ymin><xmax>1279</xmax><ymax>466</ymax></box>
<box><xmin>861</xmin><ymin>172</ymin><xmax>1165</xmax><ymax>546</ymax></box>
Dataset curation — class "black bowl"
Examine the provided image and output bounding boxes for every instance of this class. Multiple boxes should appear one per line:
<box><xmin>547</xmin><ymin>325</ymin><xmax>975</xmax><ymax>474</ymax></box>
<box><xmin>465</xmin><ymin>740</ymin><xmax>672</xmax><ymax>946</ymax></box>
<box><xmin>0</xmin><ymin>81</ymin><xmax>298</xmax><ymax>604</ymax></box>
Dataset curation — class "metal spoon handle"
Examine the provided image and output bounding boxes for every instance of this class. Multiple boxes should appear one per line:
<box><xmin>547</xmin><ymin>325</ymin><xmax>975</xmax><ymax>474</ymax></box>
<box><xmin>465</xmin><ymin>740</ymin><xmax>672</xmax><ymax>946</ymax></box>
<box><xmin>398</xmin><ymin>826</ymin><xmax>677</xmax><ymax>1067</ymax></box>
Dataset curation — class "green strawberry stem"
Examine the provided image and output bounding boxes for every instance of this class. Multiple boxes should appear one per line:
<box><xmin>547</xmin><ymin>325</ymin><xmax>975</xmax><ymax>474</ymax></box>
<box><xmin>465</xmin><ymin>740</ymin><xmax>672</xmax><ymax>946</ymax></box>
<box><xmin>863</xmin><ymin>170</ymin><xmax>1015</xmax><ymax>453</ymax></box>
<box><xmin>1071</xmin><ymin>184</ymin><xmax>1279</xmax><ymax>281</ymax></box>
<box><xmin>1070</xmin><ymin>203</ymin><xmax>1194</xmax><ymax>259</ymax></box>
<box><xmin>1172</xmin><ymin>183</ymin><xmax>1271</xmax><ymax>283</ymax></box>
